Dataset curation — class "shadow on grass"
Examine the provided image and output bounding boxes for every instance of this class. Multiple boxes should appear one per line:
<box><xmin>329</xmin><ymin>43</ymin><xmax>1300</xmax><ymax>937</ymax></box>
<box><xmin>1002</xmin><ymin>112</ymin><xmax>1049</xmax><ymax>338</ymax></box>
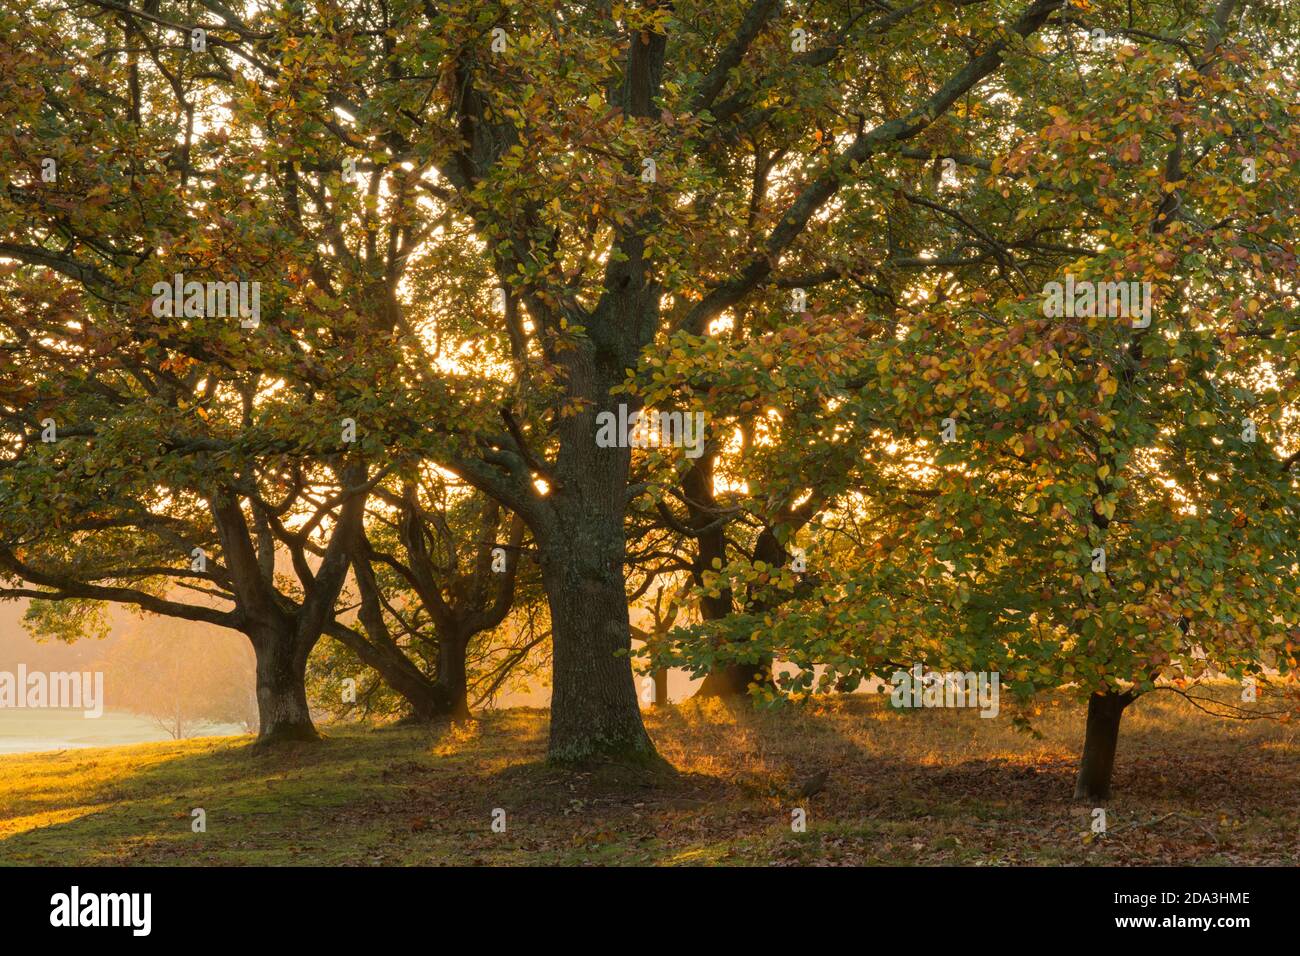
<box><xmin>2</xmin><ymin>694</ymin><xmax>1297</xmax><ymax>865</ymax></box>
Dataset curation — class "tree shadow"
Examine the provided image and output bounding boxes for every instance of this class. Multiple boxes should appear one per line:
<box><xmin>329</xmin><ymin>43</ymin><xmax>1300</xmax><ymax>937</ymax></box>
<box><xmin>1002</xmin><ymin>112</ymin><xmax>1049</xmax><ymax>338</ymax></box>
<box><xmin>2</xmin><ymin>695</ymin><xmax>1295</xmax><ymax>865</ymax></box>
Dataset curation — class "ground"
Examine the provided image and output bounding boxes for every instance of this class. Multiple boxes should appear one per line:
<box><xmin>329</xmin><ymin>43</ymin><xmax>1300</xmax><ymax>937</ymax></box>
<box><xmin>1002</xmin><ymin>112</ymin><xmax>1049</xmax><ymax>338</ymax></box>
<box><xmin>1</xmin><ymin>688</ymin><xmax>1297</xmax><ymax>865</ymax></box>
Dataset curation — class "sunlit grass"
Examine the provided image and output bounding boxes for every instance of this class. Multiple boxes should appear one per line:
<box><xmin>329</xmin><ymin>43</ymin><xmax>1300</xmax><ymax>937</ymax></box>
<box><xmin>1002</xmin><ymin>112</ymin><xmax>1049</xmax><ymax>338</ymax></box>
<box><xmin>1</xmin><ymin>689</ymin><xmax>1296</xmax><ymax>865</ymax></box>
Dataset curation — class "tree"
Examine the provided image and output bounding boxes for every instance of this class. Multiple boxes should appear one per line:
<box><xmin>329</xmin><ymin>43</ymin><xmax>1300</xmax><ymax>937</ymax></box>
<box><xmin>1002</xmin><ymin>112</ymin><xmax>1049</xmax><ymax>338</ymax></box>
<box><xmin>661</xmin><ymin>0</ymin><xmax>1300</xmax><ymax>801</ymax></box>
<box><xmin>629</xmin><ymin>316</ymin><xmax>876</xmax><ymax>700</ymax></box>
<box><xmin>0</xmin><ymin>0</ymin><xmax>416</xmax><ymax>743</ymax></box>
<box><xmin>323</xmin><ymin>474</ymin><xmax>543</xmax><ymax>722</ymax></box>
<box><xmin>371</xmin><ymin>0</ymin><xmax>1066</xmax><ymax>761</ymax></box>
<box><xmin>0</xmin><ymin>93</ymin><xmax>371</xmax><ymax>743</ymax></box>
<box><xmin>107</xmin><ymin>617</ymin><xmax>258</xmax><ymax>738</ymax></box>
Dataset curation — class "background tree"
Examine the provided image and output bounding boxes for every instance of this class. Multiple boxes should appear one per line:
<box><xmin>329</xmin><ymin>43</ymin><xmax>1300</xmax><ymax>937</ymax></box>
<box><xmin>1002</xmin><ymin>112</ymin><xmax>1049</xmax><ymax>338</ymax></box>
<box><xmin>107</xmin><ymin>617</ymin><xmax>258</xmax><ymax>738</ymax></box>
<box><xmin>321</xmin><ymin>473</ymin><xmax>545</xmax><ymax>721</ymax></box>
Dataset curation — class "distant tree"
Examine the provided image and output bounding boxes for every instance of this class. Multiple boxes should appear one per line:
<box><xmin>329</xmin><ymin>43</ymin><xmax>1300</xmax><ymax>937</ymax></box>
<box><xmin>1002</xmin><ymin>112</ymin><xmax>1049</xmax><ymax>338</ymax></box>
<box><xmin>106</xmin><ymin>618</ymin><xmax>258</xmax><ymax>738</ymax></box>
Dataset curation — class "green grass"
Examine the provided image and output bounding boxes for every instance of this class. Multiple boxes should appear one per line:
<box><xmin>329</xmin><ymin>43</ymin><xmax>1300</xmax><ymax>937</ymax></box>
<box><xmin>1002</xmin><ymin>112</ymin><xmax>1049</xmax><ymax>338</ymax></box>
<box><xmin>2</xmin><ymin>690</ymin><xmax>1297</xmax><ymax>865</ymax></box>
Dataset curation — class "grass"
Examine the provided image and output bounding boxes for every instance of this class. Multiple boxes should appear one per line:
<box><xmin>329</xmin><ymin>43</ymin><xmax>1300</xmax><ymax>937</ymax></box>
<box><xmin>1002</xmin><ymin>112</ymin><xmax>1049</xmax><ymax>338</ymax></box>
<box><xmin>1</xmin><ymin>688</ymin><xmax>1297</xmax><ymax>866</ymax></box>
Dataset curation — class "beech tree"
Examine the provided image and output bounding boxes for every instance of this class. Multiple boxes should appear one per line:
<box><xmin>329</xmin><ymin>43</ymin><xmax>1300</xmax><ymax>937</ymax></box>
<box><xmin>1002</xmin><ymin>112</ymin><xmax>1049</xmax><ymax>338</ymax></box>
<box><xmin>0</xmin><ymin>0</ymin><xmax>388</xmax><ymax>741</ymax></box>
<box><xmin>661</xmin><ymin>0</ymin><xmax>1300</xmax><ymax>800</ymax></box>
<box><xmin>322</xmin><ymin>476</ymin><xmax>539</xmax><ymax>721</ymax></box>
<box><xmin>371</xmin><ymin>0</ymin><xmax>1065</xmax><ymax>762</ymax></box>
<box><xmin>0</xmin><ymin>325</ymin><xmax>373</xmax><ymax>745</ymax></box>
<box><xmin>630</xmin><ymin>314</ymin><xmax>878</xmax><ymax>699</ymax></box>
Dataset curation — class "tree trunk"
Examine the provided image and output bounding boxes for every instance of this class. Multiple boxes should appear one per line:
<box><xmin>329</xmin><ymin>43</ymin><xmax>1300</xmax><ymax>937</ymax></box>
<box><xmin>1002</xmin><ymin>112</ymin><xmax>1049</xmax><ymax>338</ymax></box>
<box><xmin>527</xmin><ymin>263</ymin><xmax>661</xmax><ymax>764</ymax></box>
<box><xmin>695</xmin><ymin>518</ymin><xmax>784</xmax><ymax>699</ymax></box>
<box><xmin>679</xmin><ymin>452</ymin><xmax>770</xmax><ymax>701</ymax></box>
<box><xmin>252</xmin><ymin>627</ymin><xmax>318</xmax><ymax>744</ymax></box>
<box><xmin>539</xmin><ymin>511</ymin><xmax>658</xmax><ymax>766</ymax></box>
<box><xmin>434</xmin><ymin>634</ymin><xmax>471</xmax><ymax>721</ymax></box>
<box><xmin>697</xmin><ymin>661</ymin><xmax>772</xmax><ymax>698</ymax></box>
<box><xmin>652</xmin><ymin>667</ymin><xmax>669</xmax><ymax>708</ymax></box>
<box><xmin>528</xmin><ymin>307</ymin><xmax>661</xmax><ymax>764</ymax></box>
<box><xmin>326</xmin><ymin>622</ymin><xmax>453</xmax><ymax>722</ymax></box>
<box><xmin>1073</xmin><ymin>691</ymin><xmax>1133</xmax><ymax>802</ymax></box>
